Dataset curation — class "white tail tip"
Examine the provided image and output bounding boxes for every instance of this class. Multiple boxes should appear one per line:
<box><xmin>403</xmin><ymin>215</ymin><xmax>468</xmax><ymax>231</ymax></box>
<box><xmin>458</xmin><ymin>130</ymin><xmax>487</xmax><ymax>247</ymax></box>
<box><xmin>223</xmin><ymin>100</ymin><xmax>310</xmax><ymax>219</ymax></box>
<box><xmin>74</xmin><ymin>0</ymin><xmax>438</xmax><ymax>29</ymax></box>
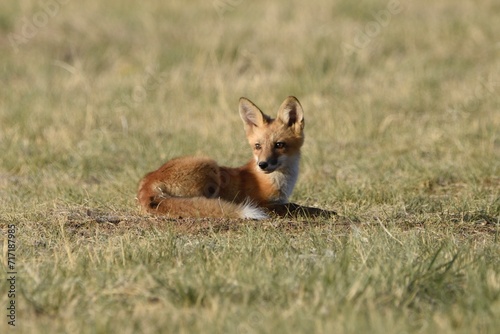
<box><xmin>240</xmin><ymin>203</ymin><xmax>268</xmax><ymax>220</ymax></box>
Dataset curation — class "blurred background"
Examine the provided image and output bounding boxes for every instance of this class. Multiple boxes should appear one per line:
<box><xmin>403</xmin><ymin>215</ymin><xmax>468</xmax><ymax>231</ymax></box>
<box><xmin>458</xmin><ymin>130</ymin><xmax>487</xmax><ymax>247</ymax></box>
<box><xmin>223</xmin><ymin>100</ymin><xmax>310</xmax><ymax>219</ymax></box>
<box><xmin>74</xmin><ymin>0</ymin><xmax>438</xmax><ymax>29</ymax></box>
<box><xmin>0</xmin><ymin>0</ymin><xmax>498</xmax><ymax>211</ymax></box>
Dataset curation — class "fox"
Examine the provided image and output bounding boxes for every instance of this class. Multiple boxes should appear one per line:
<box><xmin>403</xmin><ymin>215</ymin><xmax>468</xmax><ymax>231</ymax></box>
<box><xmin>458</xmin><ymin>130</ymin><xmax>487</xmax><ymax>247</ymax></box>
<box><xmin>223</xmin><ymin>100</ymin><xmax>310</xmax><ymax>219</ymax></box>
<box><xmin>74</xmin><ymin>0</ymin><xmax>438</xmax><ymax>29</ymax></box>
<box><xmin>137</xmin><ymin>96</ymin><xmax>335</xmax><ymax>219</ymax></box>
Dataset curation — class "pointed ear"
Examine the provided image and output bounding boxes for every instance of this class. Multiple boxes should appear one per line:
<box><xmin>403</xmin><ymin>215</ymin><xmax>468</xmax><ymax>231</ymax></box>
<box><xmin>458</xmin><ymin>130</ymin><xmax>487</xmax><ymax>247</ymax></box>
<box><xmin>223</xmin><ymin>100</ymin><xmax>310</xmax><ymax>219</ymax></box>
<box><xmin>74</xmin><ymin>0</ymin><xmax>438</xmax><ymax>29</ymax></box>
<box><xmin>277</xmin><ymin>96</ymin><xmax>304</xmax><ymax>133</ymax></box>
<box><xmin>239</xmin><ymin>97</ymin><xmax>270</xmax><ymax>131</ymax></box>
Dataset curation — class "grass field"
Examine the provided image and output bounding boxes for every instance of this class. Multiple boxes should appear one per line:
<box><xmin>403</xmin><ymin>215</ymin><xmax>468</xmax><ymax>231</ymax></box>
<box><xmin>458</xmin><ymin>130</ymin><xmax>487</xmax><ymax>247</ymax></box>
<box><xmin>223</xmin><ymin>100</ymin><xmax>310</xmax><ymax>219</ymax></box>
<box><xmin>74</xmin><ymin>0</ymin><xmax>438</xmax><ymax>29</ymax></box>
<box><xmin>0</xmin><ymin>0</ymin><xmax>499</xmax><ymax>332</ymax></box>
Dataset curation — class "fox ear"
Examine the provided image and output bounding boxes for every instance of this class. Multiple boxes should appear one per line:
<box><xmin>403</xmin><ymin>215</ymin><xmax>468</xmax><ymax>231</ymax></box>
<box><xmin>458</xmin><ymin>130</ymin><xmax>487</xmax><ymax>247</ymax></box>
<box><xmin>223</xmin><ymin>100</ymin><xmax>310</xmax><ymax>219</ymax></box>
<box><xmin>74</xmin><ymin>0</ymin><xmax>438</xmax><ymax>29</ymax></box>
<box><xmin>239</xmin><ymin>97</ymin><xmax>270</xmax><ymax>130</ymax></box>
<box><xmin>277</xmin><ymin>96</ymin><xmax>304</xmax><ymax>132</ymax></box>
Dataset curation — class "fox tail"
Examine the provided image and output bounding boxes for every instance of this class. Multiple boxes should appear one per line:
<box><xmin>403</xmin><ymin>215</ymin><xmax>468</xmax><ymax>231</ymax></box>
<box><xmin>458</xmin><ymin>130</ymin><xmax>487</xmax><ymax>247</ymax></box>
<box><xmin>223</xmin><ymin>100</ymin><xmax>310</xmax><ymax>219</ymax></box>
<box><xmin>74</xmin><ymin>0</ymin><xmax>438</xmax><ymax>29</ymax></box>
<box><xmin>137</xmin><ymin>187</ymin><xmax>268</xmax><ymax>220</ymax></box>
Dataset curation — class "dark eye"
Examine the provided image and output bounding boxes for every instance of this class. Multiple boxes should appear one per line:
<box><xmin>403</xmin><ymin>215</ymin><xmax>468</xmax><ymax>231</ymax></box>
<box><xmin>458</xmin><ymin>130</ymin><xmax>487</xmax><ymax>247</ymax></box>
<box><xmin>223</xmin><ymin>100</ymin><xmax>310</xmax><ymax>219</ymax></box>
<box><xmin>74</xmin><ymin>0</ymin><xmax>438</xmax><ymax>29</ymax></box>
<box><xmin>275</xmin><ymin>142</ymin><xmax>286</xmax><ymax>149</ymax></box>
<box><xmin>255</xmin><ymin>143</ymin><xmax>262</xmax><ymax>150</ymax></box>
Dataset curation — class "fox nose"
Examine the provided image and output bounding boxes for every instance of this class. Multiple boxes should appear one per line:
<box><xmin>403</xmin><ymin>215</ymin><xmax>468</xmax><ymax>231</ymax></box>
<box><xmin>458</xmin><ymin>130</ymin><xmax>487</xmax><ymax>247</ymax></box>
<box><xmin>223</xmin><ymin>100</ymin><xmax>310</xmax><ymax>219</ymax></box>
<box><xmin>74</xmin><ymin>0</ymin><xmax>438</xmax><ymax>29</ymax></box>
<box><xmin>258</xmin><ymin>161</ymin><xmax>268</xmax><ymax>170</ymax></box>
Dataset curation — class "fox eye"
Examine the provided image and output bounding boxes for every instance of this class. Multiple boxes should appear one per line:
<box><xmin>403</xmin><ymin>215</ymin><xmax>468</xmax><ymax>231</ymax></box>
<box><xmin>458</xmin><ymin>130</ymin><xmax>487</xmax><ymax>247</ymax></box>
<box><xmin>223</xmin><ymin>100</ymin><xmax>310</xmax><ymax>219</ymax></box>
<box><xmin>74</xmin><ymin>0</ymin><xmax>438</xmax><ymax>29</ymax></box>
<box><xmin>254</xmin><ymin>143</ymin><xmax>262</xmax><ymax>150</ymax></box>
<box><xmin>275</xmin><ymin>142</ymin><xmax>286</xmax><ymax>149</ymax></box>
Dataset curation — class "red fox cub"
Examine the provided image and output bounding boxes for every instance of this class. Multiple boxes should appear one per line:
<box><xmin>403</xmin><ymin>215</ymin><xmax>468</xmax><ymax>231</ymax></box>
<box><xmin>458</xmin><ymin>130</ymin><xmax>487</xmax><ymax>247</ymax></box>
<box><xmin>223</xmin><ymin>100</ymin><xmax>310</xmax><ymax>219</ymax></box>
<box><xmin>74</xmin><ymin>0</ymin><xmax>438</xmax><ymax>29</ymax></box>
<box><xmin>137</xmin><ymin>96</ymin><xmax>335</xmax><ymax>219</ymax></box>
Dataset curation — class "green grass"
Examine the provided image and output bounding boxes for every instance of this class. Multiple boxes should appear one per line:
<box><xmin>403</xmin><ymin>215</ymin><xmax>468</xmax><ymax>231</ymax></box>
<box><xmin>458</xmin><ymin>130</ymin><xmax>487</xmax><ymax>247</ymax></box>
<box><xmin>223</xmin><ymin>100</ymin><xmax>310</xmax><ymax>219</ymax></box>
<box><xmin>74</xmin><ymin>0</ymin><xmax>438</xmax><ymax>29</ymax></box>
<box><xmin>0</xmin><ymin>0</ymin><xmax>499</xmax><ymax>332</ymax></box>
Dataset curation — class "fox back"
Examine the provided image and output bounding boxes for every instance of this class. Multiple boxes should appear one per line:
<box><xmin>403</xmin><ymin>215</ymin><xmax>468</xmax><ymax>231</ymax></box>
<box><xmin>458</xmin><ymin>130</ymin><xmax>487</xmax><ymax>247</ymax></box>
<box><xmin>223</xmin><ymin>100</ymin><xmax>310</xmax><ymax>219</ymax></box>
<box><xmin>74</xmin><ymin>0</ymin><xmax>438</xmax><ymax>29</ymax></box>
<box><xmin>137</xmin><ymin>96</ymin><xmax>305</xmax><ymax>219</ymax></box>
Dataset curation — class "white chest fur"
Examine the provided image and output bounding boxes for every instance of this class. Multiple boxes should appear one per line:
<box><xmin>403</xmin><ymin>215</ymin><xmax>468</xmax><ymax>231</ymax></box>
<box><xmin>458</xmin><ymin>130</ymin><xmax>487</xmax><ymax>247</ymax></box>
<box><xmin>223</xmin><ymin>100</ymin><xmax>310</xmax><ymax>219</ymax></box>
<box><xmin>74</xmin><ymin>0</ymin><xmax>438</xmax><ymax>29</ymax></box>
<box><xmin>268</xmin><ymin>154</ymin><xmax>300</xmax><ymax>203</ymax></box>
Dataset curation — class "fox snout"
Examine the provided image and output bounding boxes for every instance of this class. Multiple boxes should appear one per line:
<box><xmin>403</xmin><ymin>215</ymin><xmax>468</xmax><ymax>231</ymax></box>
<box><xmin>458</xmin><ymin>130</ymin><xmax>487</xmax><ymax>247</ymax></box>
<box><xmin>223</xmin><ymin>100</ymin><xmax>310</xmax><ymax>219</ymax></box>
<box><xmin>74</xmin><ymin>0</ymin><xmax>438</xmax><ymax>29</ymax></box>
<box><xmin>257</xmin><ymin>157</ymin><xmax>279</xmax><ymax>172</ymax></box>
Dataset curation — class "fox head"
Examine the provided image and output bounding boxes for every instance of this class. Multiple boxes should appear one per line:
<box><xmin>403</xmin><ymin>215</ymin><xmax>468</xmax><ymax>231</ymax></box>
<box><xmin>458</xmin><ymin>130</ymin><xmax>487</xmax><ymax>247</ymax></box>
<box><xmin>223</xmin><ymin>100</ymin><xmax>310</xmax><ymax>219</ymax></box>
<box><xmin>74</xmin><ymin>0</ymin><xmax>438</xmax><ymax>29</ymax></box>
<box><xmin>239</xmin><ymin>96</ymin><xmax>304</xmax><ymax>173</ymax></box>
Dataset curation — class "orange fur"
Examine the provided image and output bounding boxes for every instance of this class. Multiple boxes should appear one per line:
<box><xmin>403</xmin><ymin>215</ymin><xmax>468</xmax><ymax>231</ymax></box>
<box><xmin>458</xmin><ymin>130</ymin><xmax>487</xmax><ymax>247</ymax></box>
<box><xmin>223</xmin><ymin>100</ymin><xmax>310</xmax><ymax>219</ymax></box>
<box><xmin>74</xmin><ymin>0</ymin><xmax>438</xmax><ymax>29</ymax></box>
<box><xmin>137</xmin><ymin>96</ymin><xmax>331</xmax><ymax>219</ymax></box>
